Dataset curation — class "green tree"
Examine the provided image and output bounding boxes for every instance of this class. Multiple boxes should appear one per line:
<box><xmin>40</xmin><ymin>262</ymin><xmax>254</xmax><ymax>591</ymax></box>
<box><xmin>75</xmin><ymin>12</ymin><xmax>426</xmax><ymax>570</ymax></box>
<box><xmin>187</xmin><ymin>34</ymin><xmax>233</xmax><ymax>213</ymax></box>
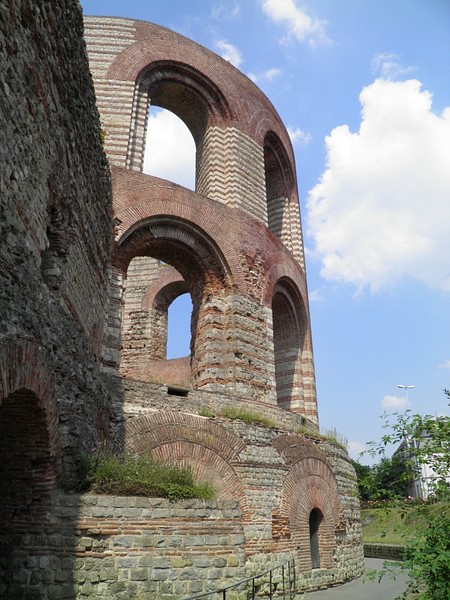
<box><xmin>367</xmin><ymin>390</ymin><xmax>450</xmax><ymax>599</ymax></box>
<box><xmin>352</xmin><ymin>456</ymin><xmax>408</xmax><ymax>501</ymax></box>
<box><xmin>351</xmin><ymin>459</ymin><xmax>374</xmax><ymax>501</ymax></box>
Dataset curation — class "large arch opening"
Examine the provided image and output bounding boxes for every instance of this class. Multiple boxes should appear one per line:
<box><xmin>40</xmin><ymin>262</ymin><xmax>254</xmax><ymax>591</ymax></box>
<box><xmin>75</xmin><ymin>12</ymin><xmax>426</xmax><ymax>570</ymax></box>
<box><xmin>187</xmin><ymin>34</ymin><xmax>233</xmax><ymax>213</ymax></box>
<box><xmin>126</xmin><ymin>61</ymin><xmax>231</xmax><ymax>176</ymax></box>
<box><xmin>112</xmin><ymin>216</ymin><xmax>232</xmax><ymax>389</ymax></box>
<box><xmin>271</xmin><ymin>278</ymin><xmax>307</xmax><ymax>411</ymax></box>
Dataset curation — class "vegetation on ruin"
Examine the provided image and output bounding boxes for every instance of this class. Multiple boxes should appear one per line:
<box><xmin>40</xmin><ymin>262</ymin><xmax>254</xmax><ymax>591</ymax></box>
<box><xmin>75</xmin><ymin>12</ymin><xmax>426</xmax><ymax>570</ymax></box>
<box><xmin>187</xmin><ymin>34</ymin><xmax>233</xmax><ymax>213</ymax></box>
<box><xmin>220</xmin><ymin>406</ymin><xmax>276</xmax><ymax>428</ymax></box>
<box><xmin>76</xmin><ymin>450</ymin><xmax>215</xmax><ymax>500</ymax></box>
<box><xmin>198</xmin><ymin>406</ymin><xmax>215</xmax><ymax>417</ymax></box>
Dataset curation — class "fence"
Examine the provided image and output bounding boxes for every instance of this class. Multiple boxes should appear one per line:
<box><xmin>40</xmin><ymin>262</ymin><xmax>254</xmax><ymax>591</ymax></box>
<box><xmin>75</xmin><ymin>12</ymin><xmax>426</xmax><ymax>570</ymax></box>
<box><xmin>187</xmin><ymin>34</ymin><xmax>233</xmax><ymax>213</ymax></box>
<box><xmin>182</xmin><ymin>559</ymin><xmax>296</xmax><ymax>600</ymax></box>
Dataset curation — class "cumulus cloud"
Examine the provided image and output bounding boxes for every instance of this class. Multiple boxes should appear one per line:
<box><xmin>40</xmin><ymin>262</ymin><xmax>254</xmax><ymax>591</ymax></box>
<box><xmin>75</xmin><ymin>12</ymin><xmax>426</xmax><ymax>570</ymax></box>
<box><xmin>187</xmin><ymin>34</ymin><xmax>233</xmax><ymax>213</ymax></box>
<box><xmin>143</xmin><ymin>108</ymin><xmax>196</xmax><ymax>190</ymax></box>
<box><xmin>260</xmin><ymin>0</ymin><xmax>329</xmax><ymax>47</ymax></box>
<box><xmin>381</xmin><ymin>395</ymin><xmax>409</xmax><ymax>410</ymax></box>
<box><xmin>287</xmin><ymin>126</ymin><xmax>311</xmax><ymax>146</ymax></box>
<box><xmin>248</xmin><ymin>67</ymin><xmax>282</xmax><ymax>84</ymax></box>
<box><xmin>215</xmin><ymin>39</ymin><xmax>243</xmax><ymax>67</ymax></box>
<box><xmin>371</xmin><ymin>52</ymin><xmax>416</xmax><ymax>80</ymax></box>
<box><xmin>439</xmin><ymin>360</ymin><xmax>450</xmax><ymax>370</ymax></box>
<box><xmin>307</xmin><ymin>79</ymin><xmax>450</xmax><ymax>292</ymax></box>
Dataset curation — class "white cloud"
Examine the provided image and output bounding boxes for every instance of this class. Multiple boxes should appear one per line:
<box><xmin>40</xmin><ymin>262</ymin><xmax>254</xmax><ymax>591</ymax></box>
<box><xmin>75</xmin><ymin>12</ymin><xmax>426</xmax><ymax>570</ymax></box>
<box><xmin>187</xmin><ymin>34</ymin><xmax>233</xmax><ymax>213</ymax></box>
<box><xmin>439</xmin><ymin>360</ymin><xmax>450</xmax><ymax>370</ymax></box>
<box><xmin>307</xmin><ymin>79</ymin><xmax>450</xmax><ymax>292</ymax></box>
<box><xmin>211</xmin><ymin>3</ymin><xmax>241</xmax><ymax>20</ymax></box>
<box><xmin>371</xmin><ymin>52</ymin><xmax>416</xmax><ymax>80</ymax></box>
<box><xmin>248</xmin><ymin>67</ymin><xmax>282</xmax><ymax>84</ymax></box>
<box><xmin>143</xmin><ymin>108</ymin><xmax>196</xmax><ymax>190</ymax></box>
<box><xmin>381</xmin><ymin>395</ymin><xmax>409</xmax><ymax>410</ymax></box>
<box><xmin>287</xmin><ymin>126</ymin><xmax>311</xmax><ymax>146</ymax></box>
<box><xmin>261</xmin><ymin>0</ymin><xmax>329</xmax><ymax>47</ymax></box>
<box><xmin>215</xmin><ymin>39</ymin><xmax>243</xmax><ymax>67</ymax></box>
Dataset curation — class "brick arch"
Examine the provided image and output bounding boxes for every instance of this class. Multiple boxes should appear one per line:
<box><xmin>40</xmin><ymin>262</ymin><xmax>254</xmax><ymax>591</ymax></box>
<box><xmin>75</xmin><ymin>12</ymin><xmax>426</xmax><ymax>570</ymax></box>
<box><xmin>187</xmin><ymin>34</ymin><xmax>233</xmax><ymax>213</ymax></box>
<box><xmin>264</xmin><ymin>131</ymin><xmax>296</xmax><ymax>252</ymax></box>
<box><xmin>125</xmin><ymin>411</ymin><xmax>250</xmax><ymax>518</ymax></box>
<box><xmin>0</xmin><ymin>340</ymin><xmax>59</xmax><ymax>544</ymax></box>
<box><xmin>278</xmin><ymin>452</ymin><xmax>341</xmax><ymax>571</ymax></box>
<box><xmin>271</xmin><ymin>277</ymin><xmax>308</xmax><ymax>412</ymax></box>
<box><xmin>103</xmin><ymin>20</ymin><xmax>292</xmax><ymax>145</ymax></box>
<box><xmin>114</xmin><ymin>215</ymin><xmax>232</xmax><ymax>292</ymax></box>
<box><xmin>0</xmin><ymin>339</ymin><xmax>59</xmax><ymax>459</ymax></box>
<box><xmin>142</xmin><ymin>267</ymin><xmax>187</xmax><ymax>311</ymax></box>
<box><xmin>137</xmin><ymin>60</ymin><xmax>232</xmax><ymax>142</ymax></box>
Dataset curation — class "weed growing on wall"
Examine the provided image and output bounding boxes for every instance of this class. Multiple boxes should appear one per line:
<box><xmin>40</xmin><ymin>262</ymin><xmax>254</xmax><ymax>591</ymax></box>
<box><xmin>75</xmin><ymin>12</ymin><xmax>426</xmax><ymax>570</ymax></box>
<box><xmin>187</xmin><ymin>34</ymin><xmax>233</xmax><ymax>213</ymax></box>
<box><xmin>220</xmin><ymin>406</ymin><xmax>275</xmax><ymax>428</ymax></box>
<box><xmin>76</xmin><ymin>450</ymin><xmax>215</xmax><ymax>500</ymax></box>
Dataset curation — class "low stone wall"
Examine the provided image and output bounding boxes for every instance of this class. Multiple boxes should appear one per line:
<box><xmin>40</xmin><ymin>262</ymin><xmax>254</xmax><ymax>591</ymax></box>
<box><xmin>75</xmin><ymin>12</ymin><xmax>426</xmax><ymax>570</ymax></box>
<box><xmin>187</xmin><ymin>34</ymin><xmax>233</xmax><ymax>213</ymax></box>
<box><xmin>364</xmin><ymin>543</ymin><xmax>405</xmax><ymax>561</ymax></box>
<box><xmin>11</xmin><ymin>494</ymin><xmax>245</xmax><ymax>600</ymax></box>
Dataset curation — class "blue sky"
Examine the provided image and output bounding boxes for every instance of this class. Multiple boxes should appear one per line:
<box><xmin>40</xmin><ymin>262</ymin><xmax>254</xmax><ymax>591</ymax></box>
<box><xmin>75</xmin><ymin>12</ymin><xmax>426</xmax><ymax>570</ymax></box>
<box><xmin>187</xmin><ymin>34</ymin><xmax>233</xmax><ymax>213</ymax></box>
<box><xmin>80</xmin><ymin>0</ymin><xmax>450</xmax><ymax>462</ymax></box>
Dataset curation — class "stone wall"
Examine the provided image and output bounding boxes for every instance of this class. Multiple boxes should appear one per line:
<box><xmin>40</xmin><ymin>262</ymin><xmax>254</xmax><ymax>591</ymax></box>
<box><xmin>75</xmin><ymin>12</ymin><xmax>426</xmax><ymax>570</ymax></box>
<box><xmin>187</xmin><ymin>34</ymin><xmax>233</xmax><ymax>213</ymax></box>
<box><xmin>0</xmin><ymin>0</ymin><xmax>120</xmax><ymax>595</ymax></box>
<box><xmin>34</xmin><ymin>495</ymin><xmax>245</xmax><ymax>600</ymax></box>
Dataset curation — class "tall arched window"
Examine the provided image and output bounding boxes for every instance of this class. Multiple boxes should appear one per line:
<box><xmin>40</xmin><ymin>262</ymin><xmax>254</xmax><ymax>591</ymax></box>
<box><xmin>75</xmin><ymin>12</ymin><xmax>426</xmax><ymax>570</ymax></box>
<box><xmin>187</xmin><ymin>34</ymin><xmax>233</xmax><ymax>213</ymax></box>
<box><xmin>143</xmin><ymin>107</ymin><xmax>196</xmax><ymax>190</ymax></box>
<box><xmin>264</xmin><ymin>132</ymin><xmax>294</xmax><ymax>252</ymax></box>
<box><xmin>167</xmin><ymin>292</ymin><xmax>193</xmax><ymax>358</ymax></box>
<box><xmin>271</xmin><ymin>279</ymin><xmax>307</xmax><ymax>412</ymax></box>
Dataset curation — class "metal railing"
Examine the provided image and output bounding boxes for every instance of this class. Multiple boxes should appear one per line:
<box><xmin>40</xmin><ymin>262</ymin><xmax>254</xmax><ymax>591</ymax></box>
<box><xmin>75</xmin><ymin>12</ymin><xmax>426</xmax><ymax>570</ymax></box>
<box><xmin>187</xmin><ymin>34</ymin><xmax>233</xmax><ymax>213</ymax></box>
<box><xmin>182</xmin><ymin>559</ymin><xmax>296</xmax><ymax>600</ymax></box>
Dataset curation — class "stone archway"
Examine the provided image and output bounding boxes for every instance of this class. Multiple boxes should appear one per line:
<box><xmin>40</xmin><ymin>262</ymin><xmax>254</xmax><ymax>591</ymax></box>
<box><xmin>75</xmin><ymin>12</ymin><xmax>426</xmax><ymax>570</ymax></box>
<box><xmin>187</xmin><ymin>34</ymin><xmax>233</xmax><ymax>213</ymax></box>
<box><xmin>0</xmin><ymin>340</ymin><xmax>59</xmax><ymax>590</ymax></box>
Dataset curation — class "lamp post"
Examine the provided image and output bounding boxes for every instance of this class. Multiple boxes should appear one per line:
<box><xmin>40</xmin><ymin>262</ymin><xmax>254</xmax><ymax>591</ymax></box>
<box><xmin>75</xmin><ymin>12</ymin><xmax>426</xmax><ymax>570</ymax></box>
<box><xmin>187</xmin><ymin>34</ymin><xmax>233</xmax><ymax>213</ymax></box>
<box><xmin>397</xmin><ymin>384</ymin><xmax>414</xmax><ymax>409</ymax></box>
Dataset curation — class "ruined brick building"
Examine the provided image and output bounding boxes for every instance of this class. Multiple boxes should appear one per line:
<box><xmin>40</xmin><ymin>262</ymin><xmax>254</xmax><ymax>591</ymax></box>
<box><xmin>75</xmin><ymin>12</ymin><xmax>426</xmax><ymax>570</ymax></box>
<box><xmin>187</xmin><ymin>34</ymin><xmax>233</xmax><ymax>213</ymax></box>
<box><xmin>0</xmin><ymin>2</ymin><xmax>364</xmax><ymax>598</ymax></box>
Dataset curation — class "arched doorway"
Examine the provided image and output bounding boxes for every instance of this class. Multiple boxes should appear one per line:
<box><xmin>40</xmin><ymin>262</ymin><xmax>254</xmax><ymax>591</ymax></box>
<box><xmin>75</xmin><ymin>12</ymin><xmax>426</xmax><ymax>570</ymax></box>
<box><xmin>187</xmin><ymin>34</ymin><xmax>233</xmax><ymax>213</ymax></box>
<box><xmin>309</xmin><ymin>508</ymin><xmax>324</xmax><ymax>569</ymax></box>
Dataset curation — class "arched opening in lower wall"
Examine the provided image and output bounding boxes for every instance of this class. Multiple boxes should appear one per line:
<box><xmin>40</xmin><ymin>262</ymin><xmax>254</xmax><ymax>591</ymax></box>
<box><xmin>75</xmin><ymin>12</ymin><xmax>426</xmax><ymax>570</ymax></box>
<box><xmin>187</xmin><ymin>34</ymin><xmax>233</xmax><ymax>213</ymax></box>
<box><xmin>0</xmin><ymin>389</ymin><xmax>55</xmax><ymax>580</ymax></box>
<box><xmin>309</xmin><ymin>507</ymin><xmax>324</xmax><ymax>569</ymax></box>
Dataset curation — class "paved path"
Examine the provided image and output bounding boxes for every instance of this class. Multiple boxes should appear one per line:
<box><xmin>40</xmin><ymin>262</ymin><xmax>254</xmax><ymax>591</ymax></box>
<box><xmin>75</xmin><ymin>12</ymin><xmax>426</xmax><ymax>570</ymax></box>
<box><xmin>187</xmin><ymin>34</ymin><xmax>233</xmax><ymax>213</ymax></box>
<box><xmin>304</xmin><ymin>558</ymin><xmax>409</xmax><ymax>599</ymax></box>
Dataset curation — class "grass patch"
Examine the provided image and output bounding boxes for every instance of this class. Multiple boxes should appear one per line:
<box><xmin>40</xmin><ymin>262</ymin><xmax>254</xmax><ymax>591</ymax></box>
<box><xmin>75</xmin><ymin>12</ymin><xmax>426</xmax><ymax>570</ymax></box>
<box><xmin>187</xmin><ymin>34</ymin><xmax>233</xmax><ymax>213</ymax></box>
<box><xmin>361</xmin><ymin>502</ymin><xmax>446</xmax><ymax>545</ymax></box>
<box><xmin>198</xmin><ymin>406</ymin><xmax>215</xmax><ymax>417</ymax></box>
<box><xmin>220</xmin><ymin>406</ymin><xmax>275</xmax><ymax>428</ymax></box>
<box><xmin>77</xmin><ymin>450</ymin><xmax>215</xmax><ymax>500</ymax></box>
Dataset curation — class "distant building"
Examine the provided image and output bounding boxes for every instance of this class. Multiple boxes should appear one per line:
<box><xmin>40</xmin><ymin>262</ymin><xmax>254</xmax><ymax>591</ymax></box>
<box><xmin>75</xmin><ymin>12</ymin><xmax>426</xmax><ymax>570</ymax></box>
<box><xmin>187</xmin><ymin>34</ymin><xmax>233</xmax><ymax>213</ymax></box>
<box><xmin>395</xmin><ymin>426</ymin><xmax>450</xmax><ymax>499</ymax></box>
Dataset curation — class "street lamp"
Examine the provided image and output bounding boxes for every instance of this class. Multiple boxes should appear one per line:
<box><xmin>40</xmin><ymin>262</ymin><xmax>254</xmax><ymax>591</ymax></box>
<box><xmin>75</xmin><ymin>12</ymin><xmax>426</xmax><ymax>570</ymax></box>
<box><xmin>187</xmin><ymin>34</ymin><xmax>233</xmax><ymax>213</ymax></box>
<box><xmin>397</xmin><ymin>384</ymin><xmax>414</xmax><ymax>409</ymax></box>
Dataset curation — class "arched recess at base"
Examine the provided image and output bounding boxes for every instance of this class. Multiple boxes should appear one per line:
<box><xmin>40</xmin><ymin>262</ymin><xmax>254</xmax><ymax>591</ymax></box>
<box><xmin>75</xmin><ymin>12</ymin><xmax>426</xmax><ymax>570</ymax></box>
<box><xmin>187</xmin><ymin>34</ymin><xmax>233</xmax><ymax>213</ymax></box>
<box><xmin>0</xmin><ymin>340</ymin><xmax>59</xmax><ymax>577</ymax></box>
<box><xmin>274</xmin><ymin>435</ymin><xmax>341</xmax><ymax>572</ymax></box>
<box><xmin>125</xmin><ymin>411</ymin><xmax>250</xmax><ymax>518</ymax></box>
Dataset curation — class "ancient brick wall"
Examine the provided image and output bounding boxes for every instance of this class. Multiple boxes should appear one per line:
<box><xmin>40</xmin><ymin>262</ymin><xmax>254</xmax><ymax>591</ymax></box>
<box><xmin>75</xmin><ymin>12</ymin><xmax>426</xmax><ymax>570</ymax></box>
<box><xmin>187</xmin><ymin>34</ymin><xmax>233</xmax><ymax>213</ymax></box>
<box><xmin>0</xmin><ymin>1</ymin><xmax>118</xmax><ymax>596</ymax></box>
<box><xmin>83</xmin><ymin>16</ymin><xmax>315</xmax><ymax>416</ymax></box>
<box><xmin>0</xmin><ymin>4</ymin><xmax>364</xmax><ymax>596</ymax></box>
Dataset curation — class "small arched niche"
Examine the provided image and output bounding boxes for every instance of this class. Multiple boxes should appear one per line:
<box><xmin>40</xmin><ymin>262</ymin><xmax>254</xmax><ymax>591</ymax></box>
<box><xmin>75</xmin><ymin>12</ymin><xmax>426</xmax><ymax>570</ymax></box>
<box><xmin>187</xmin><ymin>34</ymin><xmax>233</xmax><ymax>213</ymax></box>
<box><xmin>309</xmin><ymin>508</ymin><xmax>324</xmax><ymax>569</ymax></box>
